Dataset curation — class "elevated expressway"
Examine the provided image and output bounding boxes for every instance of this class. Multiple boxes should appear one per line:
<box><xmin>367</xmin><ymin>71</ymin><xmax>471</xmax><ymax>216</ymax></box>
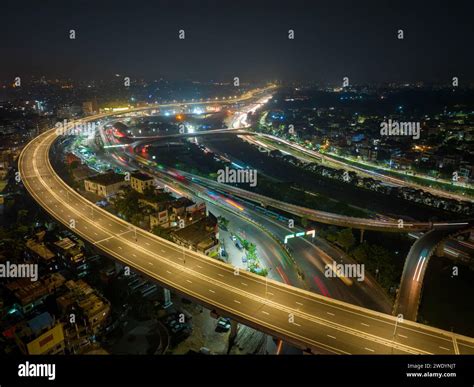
<box><xmin>164</xmin><ymin>171</ymin><xmax>470</xmax><ymax>233</ymax></box>
<box><xmin>126</xmin><ymin>132</ymin><xmax>470</xmax><ymax>233</ymax></box>
<box><xmin>395</xmin><ymin>227</ymin><xmax>473</xmax><ymax>321</ymax></box>
<box><xmin>18</xmin><ymin>117</ymin><xmax>474</xmax><ymax>354</ymax></box>
<box><xmin>251</xmin><ymin>133</ymin><xmax>473</xmax><ymax>203</ymax></box>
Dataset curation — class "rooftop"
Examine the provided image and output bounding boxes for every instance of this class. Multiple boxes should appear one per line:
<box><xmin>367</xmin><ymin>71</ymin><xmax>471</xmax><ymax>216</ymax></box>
<box><xmin>131</xmin><ymin>172</ymin><xmax>153</xmax><ymax>182</ymax></box>
<box><xmin>86</xmin><ymin>172</ymin><xmax>125</xmax><ymax>186</ymax></box>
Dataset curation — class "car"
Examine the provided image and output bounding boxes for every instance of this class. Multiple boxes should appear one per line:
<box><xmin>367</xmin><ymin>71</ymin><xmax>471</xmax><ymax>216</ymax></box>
<box><xmin>216</xmin><ymin>318</ymin><xmax>231</xmax><ymax>332</ymax></box>
<box><xmin>168</xmin><ymin>319</ymin><xmax>178</xmax><ymax>328</ymax></box>
<box><xmin>230</xmin><ymin>235</ymin><xmax>237</xmax><ymax>242</ymax></box>
<box><xmin>242</xmin><ymin>256</ymin><xmax>247</xmax><ymax>263</ymax></box>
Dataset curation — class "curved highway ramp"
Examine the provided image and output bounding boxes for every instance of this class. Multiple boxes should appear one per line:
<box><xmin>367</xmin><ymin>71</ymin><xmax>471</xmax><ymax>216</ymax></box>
<box><xmin>18</xmin><ymin>120</ymin><xmax>474</xmax><ymax>355</ymax></box>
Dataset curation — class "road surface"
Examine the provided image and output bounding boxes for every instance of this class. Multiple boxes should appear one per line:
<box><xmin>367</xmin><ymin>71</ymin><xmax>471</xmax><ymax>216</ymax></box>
<box><xmin>18</xmin><ymin>121</ymin><xmax>474</xmax><ymax>354</ymax></box>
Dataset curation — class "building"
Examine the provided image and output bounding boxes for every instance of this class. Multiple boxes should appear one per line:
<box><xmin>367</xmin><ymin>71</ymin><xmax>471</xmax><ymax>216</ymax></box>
<box><xmin>56</xmin><ymin>280</ymin><xmax>110</xmax><ymax>335</ymax></box>
<box><xmin>137</xmin><ymin>188</ymin><xmax>173</xmax><ymax>210</ymax></box>
<box><xmin>171</xmin><ymin>214</ymin><xmax>219</xmax><ymax>256</ymax></box>
<box><xmin>84</xmin><ymin>172</ymin><xmax>128</xmax><ymax>197</ymax></box>
<box><xmin>25</xmin><ymin>238</ymin><xmax>56</xmax><ymax>266</ymax></box>
<box><xmin>82</xmin><ymin>100</ymin><xmax>98</xmax><ymax>116</ymax></box>
<box><xmin>54</xmin><ymin>238</ymin><xmax>85</xmax><ymax>265</ymax></box>
<box><xmin>131</xmin><ymin>172</ymin><xmax>154</xmax><ymax>193</ymax></box>
<box><xmin>57</xmin><ymin>104</ymin><xmax>82</xmax><ymax>119</ymax></box>
<box><xmin>15</xmin><ymin>312</ymin><xmax>65</xmax><ymax>355</ymax></box>
<box><xmin>72</xmin><ymin>164</ymin><xmax>96</xmax><ymax>181</ymax></box>
<box><xmin>5</xmin><ymin>274</ymin><xmax>65</xmax><ymax>314</ymax></box>
<box><xmin>53</xmin><ymin>238</ymin><xmax>88</xmax><ymax>276</ymax></box>
<box><xmin>6</xmin><ymin>279</ymin><xmax>48</xmax><ymax>314</ymax></box>
<box><xmin>150</xmin><ymin>207</ymin><xmax>170</xmax><ymax>229</ymax></box>
<box><xmin>170</xmin><ymin>197</ymin><xmax>196</xmax><ymax>217</ymax></box>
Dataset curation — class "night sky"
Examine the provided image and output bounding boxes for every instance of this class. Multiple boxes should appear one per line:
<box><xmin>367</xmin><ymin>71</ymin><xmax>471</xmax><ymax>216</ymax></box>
<box><xmin>2</xmin><ymin>0</ymin><xmax>474</xmax><ymax>83</ymax></box>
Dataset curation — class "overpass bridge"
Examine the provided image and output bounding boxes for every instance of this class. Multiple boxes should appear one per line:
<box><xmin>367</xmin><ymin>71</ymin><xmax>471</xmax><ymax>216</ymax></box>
<box><xmin>128</xmin><ymin>127</ymin><xmax>252</xmax><ymax>142</ymax></box>
<box><xmin>395</xmin><ymin>227</ymin><xmax>473</xmax><ymax>321</ymax></box>
<box><xmin>17</xmin><ymin>113</ymin><xmax>474</xmax><ymax>354</ymax></box>
<box><xmin>171</xmin><ymin>171</ymin><xmax>471</xmax><ymax>233</ymax></box>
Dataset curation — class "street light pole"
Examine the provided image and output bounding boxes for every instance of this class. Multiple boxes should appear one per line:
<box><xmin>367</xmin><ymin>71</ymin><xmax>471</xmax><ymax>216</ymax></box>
<box><xmin>265</xmin><ymin>268</ymin><xmax>272</xmax><ymax>302</ymax></box>
<box><xmin>391</xmin><ymin>314</ymin><xmax>403</xmax><ymax>354</ymax></box>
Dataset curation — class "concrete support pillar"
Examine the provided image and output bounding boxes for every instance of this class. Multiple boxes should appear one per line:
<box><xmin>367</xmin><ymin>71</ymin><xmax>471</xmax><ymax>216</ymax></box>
<box><xmin>228</xmin><ymin>319</ymin><xmax>239</xmax><ymax>350</ymax></box>
<box><xmin>163</xmin><ymin>288</ymin><xmax>172</xmax><ymax>308</ymax></box>
<box><xmin>360</xmin><ymin>229</ymin><xmax>365</xmax><ymax>244</ymax></box>
<box><xmin>435</xmin><ymin>241</ymin><xmax>446</xmax><ymax>257</ymax></box>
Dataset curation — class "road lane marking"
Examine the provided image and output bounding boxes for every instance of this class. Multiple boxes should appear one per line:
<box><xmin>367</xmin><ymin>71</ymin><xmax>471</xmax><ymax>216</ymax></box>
<box><xmin>145</xmin><ymin>242</ymin><xmax>150</xmax><ymax>246</ymax></box>
<box><xmin>296</xmin><ymin>301</ymin><xmax>303</xmax><ymax>306</ymax></box>
<box><xmin>148</xmin><ymin>262</ymin><xmax>153</xmax><ymax>266</ymax></box>
<box><xmin>361</xmin><ymin>322</ymin><xmax>370</xmax><ymax>327</ymax></box>
<box><xmin>26</xmin><ymin>135</ymin><xmax>449</xmax><ymax>356</ymax></box>
<box><xmin>118</xmin><ymin>246</ymin><xmax>122</xmax><ymax>250</ymax></box>
<box><xmin>186</xmin><ymin>279</ymin><xmax>192</xmax><ymax>284</ymax></box>
<box><xmin>197</xmin><ymin>265</ymin><xmax>203</xmax><ymax>269</ymax></box>
<box><xmin>262</xmin><ymin>311</ymin><xmax>270</xmax><ymax>315</ymax></box>
<box><xmin>398</xmin><ymin>334</ymin><xmax>408</xmax><ymax>338</ymax></box>
<box><xmin>234</xmin><ymin>300</ymin><xmax>241</xmax><ymax>304</ymax></box>
<box><xmin>161</xmin><ymin>249</ymin><xmax>166</xmax><ymax>253</ymax></box>
<box><xmin>166</xmin><ymin>270</ymin><xmax>172</xmax><ymax>274</ymax></box>
<box><xmin>218</xmin><ymin>273</ymin><xmax>224</xmax><ymax>277</ymax></box>
<box><xmin>364</xmin><ymin>347</ymin><xmax>375</xmax><ymax>352</ymax></box>
<box><xmin>327</xmin><ymin>335</ymin><xmax>337</xmax><ymax>339</ymax></box>
<box><xmin>267</xmin><ymin>292</ymin><xmax>274</xmax><ymax>296</ymax></box>
<box><xmin>132</xmin><ymin>254</ymin><xmax>137</xmax><ymax>257</ymax></box>
<box><xmin>241</xmin><ymin>282</ymin><xmax>248</xmax><ymax>286</ymax></box>
<box><xmin>327</xmin><ymin>312</ymin><xmax>335</xmax><ymax>316</ymax></box>
<box><xmin>209</xmin><ymin>289</ymin><xmax>215</xmax><ymax>293</ymax></box>
<box><xmin>439</xmin><ymin>346</ymin><xmax>450</xmax><ymax>351</ymax></box>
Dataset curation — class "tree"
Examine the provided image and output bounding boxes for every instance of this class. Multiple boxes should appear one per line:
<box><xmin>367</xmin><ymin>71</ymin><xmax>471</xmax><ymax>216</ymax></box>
<box><xmin>217</xmin><ymin>216</ymin><xmax>229</xmax><ymax>230</ymax></box>
<box><xmin>301</xmin><ymin>216</ymin><xmax>309</xmax><ymax>228</ymax></box>
<box><xmin>114</xmin><ymin>188</ymin><xmax>141</xmax><ymax>220</ymax></box>
<box><xmin>352</xmin><ymin>242</ymin><xmax>370</xmax><ymax>264</ymax></box>
<box><xmin>152</xmin><ymin>226</ymin><xmax>171</xmax><ymax>241</ymax></box>
<box><xmin>17</xmin><ymin>209</ymin><xmax>29</xmax><ymax>223</ymax></box>
<box><xmin>337</xmin><ymin>228</ymin><xmax>356</xmax><ymax>252</ymax></box>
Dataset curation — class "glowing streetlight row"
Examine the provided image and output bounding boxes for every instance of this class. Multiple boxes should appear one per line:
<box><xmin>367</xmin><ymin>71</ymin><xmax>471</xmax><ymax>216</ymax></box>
<box><xmin>284</xmin><ymin>229</ymin><xmax>315</xmax><ymax>244</ymax></box>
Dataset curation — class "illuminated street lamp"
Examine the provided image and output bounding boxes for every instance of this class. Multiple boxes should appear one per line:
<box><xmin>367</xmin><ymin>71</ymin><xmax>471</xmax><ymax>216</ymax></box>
<box><xmin>265</xmin><ymin>268</ymin><xmax>272</xmax><ymax>302</ymax></box>
<box><xmin>391</xmin><ymin>314</ymin><xmax>404</xmax><ymax>354</ymax></box>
